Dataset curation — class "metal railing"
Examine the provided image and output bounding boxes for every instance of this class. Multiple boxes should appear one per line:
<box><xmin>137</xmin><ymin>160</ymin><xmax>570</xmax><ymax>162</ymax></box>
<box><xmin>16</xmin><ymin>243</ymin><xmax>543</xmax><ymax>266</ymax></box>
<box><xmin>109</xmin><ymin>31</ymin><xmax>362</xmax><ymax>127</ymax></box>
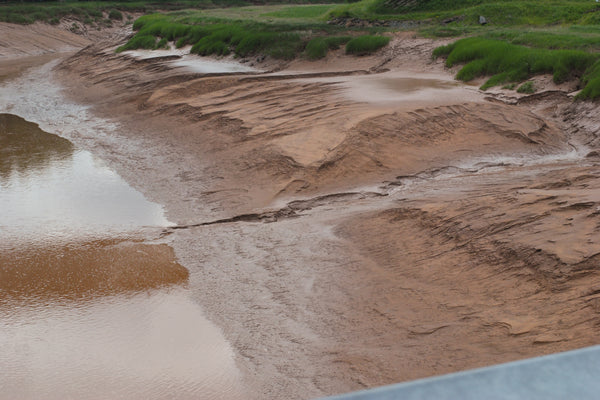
<box><xmin>320</xmin><ymin>345</ymin><xmax>600</xmax><ymax>400</ymax></box>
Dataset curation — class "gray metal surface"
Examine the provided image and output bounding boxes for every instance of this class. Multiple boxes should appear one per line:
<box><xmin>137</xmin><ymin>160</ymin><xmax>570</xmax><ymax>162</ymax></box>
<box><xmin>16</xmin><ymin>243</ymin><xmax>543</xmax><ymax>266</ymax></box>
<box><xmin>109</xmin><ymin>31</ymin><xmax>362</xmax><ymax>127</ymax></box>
<box><xmin>320</xmin><ymin>345</ymin><xmax>600</xmax><ymax>400</ymax></box>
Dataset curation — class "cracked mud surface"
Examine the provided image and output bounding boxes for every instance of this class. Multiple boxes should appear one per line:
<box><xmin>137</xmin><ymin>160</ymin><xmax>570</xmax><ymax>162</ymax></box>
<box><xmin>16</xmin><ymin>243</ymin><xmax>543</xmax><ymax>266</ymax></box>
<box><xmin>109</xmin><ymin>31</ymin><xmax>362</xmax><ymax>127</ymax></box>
<box><xmin>5</xmin><ymin>23</ymin><xmax>600</xmax><ymax>399</ymax></box>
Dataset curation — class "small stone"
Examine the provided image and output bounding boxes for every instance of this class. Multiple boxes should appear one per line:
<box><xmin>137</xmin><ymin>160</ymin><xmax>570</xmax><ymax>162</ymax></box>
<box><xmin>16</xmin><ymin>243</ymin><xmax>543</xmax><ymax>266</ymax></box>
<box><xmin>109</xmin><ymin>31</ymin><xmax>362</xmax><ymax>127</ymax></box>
<box><xmin>479</xmin><ymin>15</ymin><xmax>487</xmax><ymax>25</ymax></box>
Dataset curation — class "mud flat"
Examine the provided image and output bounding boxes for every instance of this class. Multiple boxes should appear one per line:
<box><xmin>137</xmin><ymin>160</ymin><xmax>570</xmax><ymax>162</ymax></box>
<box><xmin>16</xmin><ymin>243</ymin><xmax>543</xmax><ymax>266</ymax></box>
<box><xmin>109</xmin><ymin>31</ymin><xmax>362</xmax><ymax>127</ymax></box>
<box><xmin>3</xmin><ymin>22</ymin><xmax>600</xmax><ymax>399</ymax></box>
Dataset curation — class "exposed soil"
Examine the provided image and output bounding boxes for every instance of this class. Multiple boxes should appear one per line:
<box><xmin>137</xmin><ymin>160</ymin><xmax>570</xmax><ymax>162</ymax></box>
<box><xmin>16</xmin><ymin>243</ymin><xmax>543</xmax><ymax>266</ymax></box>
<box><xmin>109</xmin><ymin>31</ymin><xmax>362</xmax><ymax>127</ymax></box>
<box><xmin>3</xmin><ymin>22</ymin><xmax>600</xmax><ymax>399</ymax></box>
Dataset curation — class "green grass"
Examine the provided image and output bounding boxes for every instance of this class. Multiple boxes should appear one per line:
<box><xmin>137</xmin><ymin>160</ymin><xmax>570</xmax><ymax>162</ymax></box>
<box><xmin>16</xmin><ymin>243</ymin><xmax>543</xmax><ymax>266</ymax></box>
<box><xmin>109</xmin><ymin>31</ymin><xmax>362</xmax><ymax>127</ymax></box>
<box><xmin>261</xmin><ymin>4</ymin><xmax>337</xmax><ymax>19</ymax></box>
<box><xmin>0</xmin><ymin>1</ymin><xmax>134</xmax><ymax>25</ymax></box>
<box><xmin>118</xmin><ymin>14</ymin><xmax>308</xmax><ymax>59</ymax></box>
<box><xmin>108</xmin><ymin>9</ymin><xmax>123</xmax><ymax>21</ymax></box>
<box><xmin>305</xmin><ymin>35</ymin><xmax>351</xmax><ymax>59</ymax></box>
<box><xmin>118</xmin><ymin>9</ymin><xmax>389</xmax><ymax>59</ymax></box>
<box><xmin>433</xmin><ymin>37</ymin><xmax>600</xmax><ymax>98</ymax></box>
<box><xmin>345</xmin><ymin>34</ymin><xmax>389</xmax><ymax>55</ymax></box>
<box><xmin>329</xmin><ymin>0</ymin><xmax>600</xmax><ymax>26</ymax></box>
<box><xmin>516</xmin><ymin>81</ymin><xmax>535</xmax><ymax>93</ymax></box>
<box><xmin>0</xmin><ymin>0</ymin><xmax>344</xmax><ymax>26</ymax></box>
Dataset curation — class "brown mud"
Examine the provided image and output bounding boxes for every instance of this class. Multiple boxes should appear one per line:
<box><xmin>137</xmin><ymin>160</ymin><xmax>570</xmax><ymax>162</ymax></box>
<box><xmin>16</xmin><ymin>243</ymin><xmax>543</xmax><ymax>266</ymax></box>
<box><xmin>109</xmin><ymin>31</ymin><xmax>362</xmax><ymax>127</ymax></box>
<box><xmin>3</xmin><ymin>22</ymin><xmax>600</xmax><ymax>399</ymax></box>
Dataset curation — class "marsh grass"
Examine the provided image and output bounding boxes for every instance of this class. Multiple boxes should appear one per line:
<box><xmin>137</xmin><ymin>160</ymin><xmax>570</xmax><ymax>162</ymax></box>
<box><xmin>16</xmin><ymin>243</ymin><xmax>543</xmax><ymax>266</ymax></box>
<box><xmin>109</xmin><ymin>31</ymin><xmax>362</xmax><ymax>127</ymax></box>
<box><xmin>261</xmin><ymin>4</ymin><xmax>337</xmax><ymax>19</ymax></box>
<box><xmin>0</xmin><ymin>0</ymin><xmax>338</xmax><ymax>25</ymax></box>
<box><xmin>108</xmin><ymin>9</ymin><xmax>123</xmax><ymax>21</ymax></box>
<box><xmin>119</xmin><ymin>14</ymin><xmax>306</xmax><ymax>59</ymax></box>
<box><xmin>330</xmin><ymin>0</ymin><xmax>600</xmax><ymax>26</ymax></box>
<box><xmin>119</xmin><ymin>11</ymin><xmax>386</xmax><ymax>60</ymax></box>
<box><xmin>516</xmin><ymin>81</ymin><xmax>535</xmax><ymax>93</ymax></box>
<box><xmin>345</xmin><ymin>35</ymin><xmax>389</xmax><ymax>55</ymax></box>
<box><xmin>434</xmin><ymin>37</ymin><xmax>600</xmax><ymax>98</ymax></box>
<box><xmin>305</xmin><ymin>35</ymin><xmax>351</xmax><ymax>59</ymax></box>
<box><xmin>0</xmin><ymin>1</ymin><xmax>133</xmax><ymax>25</ymax></box>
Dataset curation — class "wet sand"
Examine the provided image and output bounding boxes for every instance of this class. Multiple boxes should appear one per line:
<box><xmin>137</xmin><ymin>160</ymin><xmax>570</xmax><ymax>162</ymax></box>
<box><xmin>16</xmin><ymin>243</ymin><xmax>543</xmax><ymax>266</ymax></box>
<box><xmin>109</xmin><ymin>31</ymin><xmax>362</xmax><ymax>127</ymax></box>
<box><xmin>2</xmin><ymin>22</ymin><xmax>600</xmax><ymax>399</ymax></box>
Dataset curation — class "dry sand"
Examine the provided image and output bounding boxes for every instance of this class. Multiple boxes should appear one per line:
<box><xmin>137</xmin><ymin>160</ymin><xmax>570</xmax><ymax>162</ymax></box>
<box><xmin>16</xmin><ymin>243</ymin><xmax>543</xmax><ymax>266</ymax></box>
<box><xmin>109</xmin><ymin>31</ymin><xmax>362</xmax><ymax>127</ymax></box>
<box><xmin>3</xmin><ymin>22</ymin><xmax>600</xmax><ymax>399</ymax></box>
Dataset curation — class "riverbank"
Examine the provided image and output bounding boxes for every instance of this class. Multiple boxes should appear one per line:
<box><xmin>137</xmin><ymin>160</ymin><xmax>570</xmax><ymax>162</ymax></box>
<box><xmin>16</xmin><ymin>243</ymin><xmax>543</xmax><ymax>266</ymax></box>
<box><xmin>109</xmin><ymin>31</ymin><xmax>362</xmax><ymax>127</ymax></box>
<box><xmin>3</xmin><ymin>19</ymin><xmax>600</xmax><ymax>399</ymax></box>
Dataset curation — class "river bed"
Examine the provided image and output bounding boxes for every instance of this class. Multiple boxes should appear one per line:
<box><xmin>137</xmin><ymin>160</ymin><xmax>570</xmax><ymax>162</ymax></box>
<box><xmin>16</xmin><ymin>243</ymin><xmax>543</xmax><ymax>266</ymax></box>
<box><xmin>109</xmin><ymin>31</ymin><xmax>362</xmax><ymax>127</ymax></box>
<box><xmin>0</xmin><ymin>58</ymin><xmax>244</xmax><ymax>399</ymax></box>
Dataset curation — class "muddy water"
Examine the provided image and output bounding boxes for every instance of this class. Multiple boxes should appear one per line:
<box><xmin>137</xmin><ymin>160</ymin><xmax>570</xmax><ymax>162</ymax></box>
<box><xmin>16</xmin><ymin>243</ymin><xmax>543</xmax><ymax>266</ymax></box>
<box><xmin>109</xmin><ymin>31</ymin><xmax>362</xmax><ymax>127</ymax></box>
<box><xmin>0</xmin><ymin>111</ymin><xmax>243</xmax><ymax>399</ymax></box>
<box><xmin>297</xmin><ymin>71</ymin><xmax>480</xmax><ymax>109</ymax></box>
<box><xmin>0</xmin><ymin>113</ymin><xmax>168</xmax><ymax>248</ymax></box>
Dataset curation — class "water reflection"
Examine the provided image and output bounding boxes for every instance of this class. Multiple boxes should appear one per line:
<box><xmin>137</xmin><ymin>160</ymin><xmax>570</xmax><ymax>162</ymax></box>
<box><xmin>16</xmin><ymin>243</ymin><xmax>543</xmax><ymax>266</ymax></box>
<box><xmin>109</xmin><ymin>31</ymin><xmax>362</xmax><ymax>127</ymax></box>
<box><xmin>0</xmin><ymin>113</ymin><xmax>73</xmax><ymax>179</ymax></box>
<box><xmin>0</xmin><ymin>114</ymin><xmax>170</xmax><ymax>249</ymax></box>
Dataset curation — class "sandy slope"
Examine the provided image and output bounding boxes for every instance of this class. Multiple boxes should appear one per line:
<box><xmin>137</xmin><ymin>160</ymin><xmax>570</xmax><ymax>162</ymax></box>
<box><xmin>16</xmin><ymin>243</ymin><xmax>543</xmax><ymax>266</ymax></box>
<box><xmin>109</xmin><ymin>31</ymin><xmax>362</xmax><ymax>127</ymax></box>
<box><xmin>0</xmin><ymin>22</ymin><xmax>91</xmax><ymax>58</ymax></box>
<box><xmin>4</xmin><ymin>24</ymin><xmax>600</xmax><ymax>399</ymax></box>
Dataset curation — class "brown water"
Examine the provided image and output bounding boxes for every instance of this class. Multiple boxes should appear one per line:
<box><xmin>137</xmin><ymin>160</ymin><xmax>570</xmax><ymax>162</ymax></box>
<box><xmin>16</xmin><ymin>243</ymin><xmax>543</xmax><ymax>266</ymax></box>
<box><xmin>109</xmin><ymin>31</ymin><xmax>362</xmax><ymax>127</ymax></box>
<box><xmin>0</xmin><ymin>113</ymin><xmax>170</xmax><ymax>248</ymax></box>
<box><xmin>0</xmin><ymin>114</ymin><xmax>243</xmax><ymax>399</ymax></box>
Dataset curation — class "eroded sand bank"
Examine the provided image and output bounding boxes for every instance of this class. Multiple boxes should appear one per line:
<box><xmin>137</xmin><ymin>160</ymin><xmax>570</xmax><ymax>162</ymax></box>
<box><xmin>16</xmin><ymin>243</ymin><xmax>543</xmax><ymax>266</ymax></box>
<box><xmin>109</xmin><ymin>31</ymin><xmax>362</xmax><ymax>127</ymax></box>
<box><xmin>3</xmin><ymin>22</ymin><xmax>600</xmax><ymax>399</ymax></box>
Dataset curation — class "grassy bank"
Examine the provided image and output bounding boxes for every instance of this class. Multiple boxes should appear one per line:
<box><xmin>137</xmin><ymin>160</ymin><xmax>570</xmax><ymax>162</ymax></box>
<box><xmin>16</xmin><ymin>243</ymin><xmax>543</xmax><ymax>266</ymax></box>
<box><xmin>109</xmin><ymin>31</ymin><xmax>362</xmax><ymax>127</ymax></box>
<box><xmin>326</xmin><ymin>0</ymin><xmax>600</xmax><ymax>99</ymax></box>
<box><xmin>434</xmin><ymin>37</ymin><xmax>600</xmax><ymax>99</ymax></box>
<box><xmin>329</xmin><ymin>0</ymin><xmax>600</xmax><ymax>26</ymax></box>
<box><xmin>433</xmin><ymin>37</ymin><xmax>598</xmax><ymax>90</ymax></box>
<box><xmin>0</xmin><ymin>0</ymin><xmax>346</xmax><ymax>25</ymax></box>
<box><xmin>117</xmin><ymin>10</ymin><xmax>390</xmax><ymax>59</ymax></box>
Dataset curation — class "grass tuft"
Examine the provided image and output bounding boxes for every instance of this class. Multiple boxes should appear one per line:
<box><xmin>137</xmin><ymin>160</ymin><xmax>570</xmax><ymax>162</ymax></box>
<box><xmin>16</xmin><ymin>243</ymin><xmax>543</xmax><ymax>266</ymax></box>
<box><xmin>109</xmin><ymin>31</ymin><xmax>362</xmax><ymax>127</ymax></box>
<box><xmin>345</xmin><ymin>35</ymin><xmax>389</xmax><ymax>55</ymax></box>
<box><xmin>108</xmin><ymin>9</ymin><xmax>123</xmax><ymax>21</ymax></box>
<box><xmin>119</xmin><ymin>12</ymin><xmax>357</xmax><ymax>60</ymax></box>
<box><xmin>305</xmin><ymin>36</ymin><xmax>351</xmax><ymax>59</ymax></box>
<box><xmin>305</xmin><ymin>37</ymin><xmax>328</xmax><ymax>59</ymax></box>
<box><xmin>516</xmin><ymin>81</ymin><xmax>535</xmax><ymax>93</ymax></box>
<box><xmin>434</xmin><ymin>37</ymin><xmax>598</xmax><ymax>90</ymax></box>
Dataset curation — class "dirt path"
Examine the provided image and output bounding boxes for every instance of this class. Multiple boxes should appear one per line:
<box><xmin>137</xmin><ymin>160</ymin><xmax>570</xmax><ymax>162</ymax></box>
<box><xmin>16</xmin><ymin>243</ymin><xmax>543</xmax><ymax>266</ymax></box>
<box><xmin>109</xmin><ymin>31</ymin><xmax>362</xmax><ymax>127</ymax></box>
<box><xmin>3</xmin><ymin>23</ymin><xmax>600</xmax><ymax>398</ymax></box>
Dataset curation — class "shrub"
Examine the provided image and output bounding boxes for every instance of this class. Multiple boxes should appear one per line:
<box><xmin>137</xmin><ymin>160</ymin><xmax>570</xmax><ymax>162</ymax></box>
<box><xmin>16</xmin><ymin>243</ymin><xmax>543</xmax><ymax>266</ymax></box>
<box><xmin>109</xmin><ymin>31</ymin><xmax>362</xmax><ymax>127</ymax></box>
<box><xmin>345</xmin><ymin>35</ymin><xmax>390</xmax><ymax>55</ymax></box>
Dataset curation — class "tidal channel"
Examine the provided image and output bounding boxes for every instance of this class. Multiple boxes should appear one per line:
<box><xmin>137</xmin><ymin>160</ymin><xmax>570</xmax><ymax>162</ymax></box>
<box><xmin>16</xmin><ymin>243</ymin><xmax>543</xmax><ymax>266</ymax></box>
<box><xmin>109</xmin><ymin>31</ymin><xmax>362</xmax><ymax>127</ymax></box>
<box><xmin>0</xmin><ymin>113</ymin><xmax>243</xmax><ymax>399</ymax></box>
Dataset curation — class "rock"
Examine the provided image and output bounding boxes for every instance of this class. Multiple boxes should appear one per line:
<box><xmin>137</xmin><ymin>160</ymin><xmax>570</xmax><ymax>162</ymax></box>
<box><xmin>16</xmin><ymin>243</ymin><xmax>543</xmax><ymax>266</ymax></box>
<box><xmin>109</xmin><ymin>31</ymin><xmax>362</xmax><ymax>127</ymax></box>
<box><xmin>479</xmin><ymin>15</ymin><xmax>487</xmax><ymax>25</ymax></box>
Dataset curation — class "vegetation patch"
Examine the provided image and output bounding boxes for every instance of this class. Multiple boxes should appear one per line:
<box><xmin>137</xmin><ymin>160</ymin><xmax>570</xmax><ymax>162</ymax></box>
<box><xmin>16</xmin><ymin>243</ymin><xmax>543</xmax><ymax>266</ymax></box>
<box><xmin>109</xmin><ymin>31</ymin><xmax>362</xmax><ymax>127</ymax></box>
<box><xmin>516</xmin><ymin>81</ymin><xmax>535</xmax><ymax>94</ymax></box>
<box><xmin>434</xmin><ymin>38</ymin><xmax>598</xmax><ymax>93</ymax></box>
<box><xmin>108</xmin><ymin>9</ymin><xmax>123</xmax><ymax>21</ymax></box>
<box><xmin>345</xmin><ymin>34</ymin><xmax>389</xmax><ymax>55</ymax></box>
<box><xmin>305</xmin><ymin>35</ymin><xmax>351</xmax><ymax>59</ymax></box>
<box><xmin>329</xmin><ymin>0</ymin><xmax>600</xmax><ymax>27</ymax></box>
<box><xmin>261</xmin><ymin>4</ymin><xmax>337</xmax><ymax>20</ymax></box>
<box><xmin>577</xmin><ymin>59</ymin><xmax>600</xmax><ymax>100</ymax></box>
<box><xmin>0</xmin><ymin>0</ymin><xmax>342</xmax><ymax>26</ymax></box>
<box><xmin>118</xmin><ymin>12</ymin><xmax>386</xmax><ymax>60</ymax></box>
